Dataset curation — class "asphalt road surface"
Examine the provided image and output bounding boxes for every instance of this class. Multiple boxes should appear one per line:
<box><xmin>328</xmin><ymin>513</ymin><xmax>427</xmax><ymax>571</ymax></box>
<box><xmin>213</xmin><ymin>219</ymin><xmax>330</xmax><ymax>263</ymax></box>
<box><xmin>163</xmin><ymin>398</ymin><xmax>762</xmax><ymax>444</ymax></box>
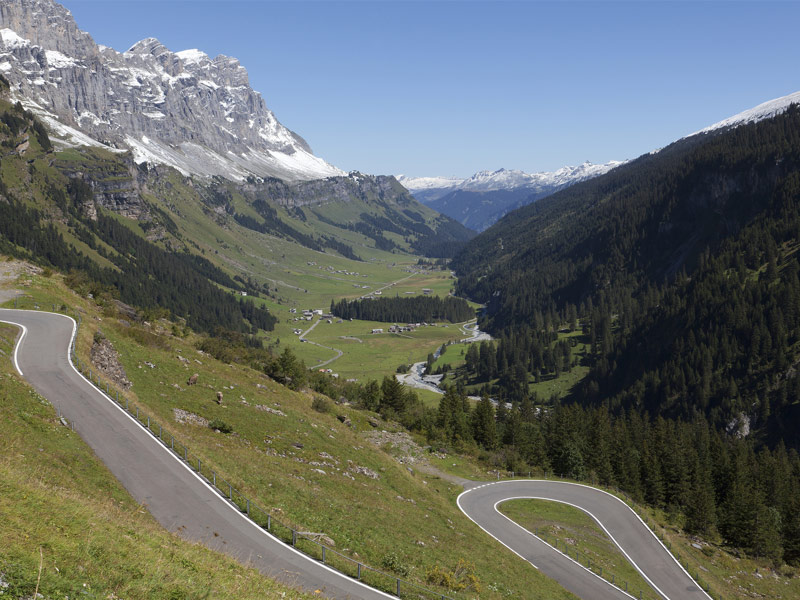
<box><xmin>458</xmin><ymin>480</ymin><xmax>712</xmax><ymax>600</ymax></box>
<box><xmin>0</xmin><ymin>308</ymin><xmax>393</xmax><ymax>600</ymax></box>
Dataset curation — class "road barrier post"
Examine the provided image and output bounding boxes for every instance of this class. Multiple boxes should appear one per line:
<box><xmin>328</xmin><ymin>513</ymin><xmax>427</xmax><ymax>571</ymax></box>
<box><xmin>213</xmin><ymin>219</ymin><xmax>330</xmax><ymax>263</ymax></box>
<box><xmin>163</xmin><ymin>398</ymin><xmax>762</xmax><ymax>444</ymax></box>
<box><xmin>292</xmin><ymin>530</ymin><xmax>296</xmax><ymax>546</ymax></box>
<box><xmin>357</xmin><ymin>563</ymin><xmax>361</xmax><ymax>579</ymax></box>
<box><xmin>396</xmin><ymin>579</ymin><xmax>400</xmax><ymax>596</ymax></box>
<box><xmin>267</xmin><ymin>514</ymin><xmax>270</xmax><ymax>530</ymax></box>
<box><xmin>246</xmin><ymin>499</ymin><xmax>250</xmax><ymax>515</ymax></box>
<box><xmin>322</xmin><ymin>547</ymin><xmax>326</xmax><ymax>563</ymax></box>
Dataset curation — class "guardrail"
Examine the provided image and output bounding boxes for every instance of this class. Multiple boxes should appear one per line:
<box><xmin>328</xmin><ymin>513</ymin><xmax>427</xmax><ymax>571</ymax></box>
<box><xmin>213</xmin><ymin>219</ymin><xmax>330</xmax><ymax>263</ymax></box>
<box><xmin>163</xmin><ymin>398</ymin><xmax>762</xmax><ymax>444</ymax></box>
<box><xmin>9</xmin><ymin>300</ymin><xmax>456</xmax><ymax>600</ymax></box>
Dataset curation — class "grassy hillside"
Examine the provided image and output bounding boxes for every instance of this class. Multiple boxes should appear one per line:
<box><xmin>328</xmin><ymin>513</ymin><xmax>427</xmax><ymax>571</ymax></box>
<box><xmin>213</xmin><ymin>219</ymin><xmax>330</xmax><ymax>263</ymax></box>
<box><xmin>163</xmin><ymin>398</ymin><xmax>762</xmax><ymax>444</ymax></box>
<box><xmin>0</xmin><ymin>322</ymin><xmax>318</xmax><ymax>600</ymax></box>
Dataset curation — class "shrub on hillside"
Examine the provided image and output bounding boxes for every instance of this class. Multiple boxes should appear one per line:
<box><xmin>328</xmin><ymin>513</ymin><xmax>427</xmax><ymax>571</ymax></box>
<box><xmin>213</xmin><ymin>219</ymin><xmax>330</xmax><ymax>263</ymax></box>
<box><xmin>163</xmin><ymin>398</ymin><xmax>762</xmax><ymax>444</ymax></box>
<box><xmin>208</xmin><ymin>419</ymin><xmax>232</xmax><ymax>434</ymax></box>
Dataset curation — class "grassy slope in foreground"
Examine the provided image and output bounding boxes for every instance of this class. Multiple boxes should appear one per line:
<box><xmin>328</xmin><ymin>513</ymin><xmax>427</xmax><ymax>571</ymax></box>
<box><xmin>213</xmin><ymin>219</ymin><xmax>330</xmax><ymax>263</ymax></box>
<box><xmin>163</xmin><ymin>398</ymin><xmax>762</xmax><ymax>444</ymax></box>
<box><xmin>0</xmin><ymin>323</ymin><xmax>318</xmax><ymax>600</ymax></box>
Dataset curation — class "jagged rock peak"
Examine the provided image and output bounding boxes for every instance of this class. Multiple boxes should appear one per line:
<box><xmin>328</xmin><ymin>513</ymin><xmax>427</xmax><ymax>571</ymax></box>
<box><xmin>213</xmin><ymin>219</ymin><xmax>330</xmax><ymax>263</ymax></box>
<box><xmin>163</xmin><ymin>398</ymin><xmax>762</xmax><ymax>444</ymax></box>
<box><xmin>0</xmin><ymin>0</ymin><xmax>342</xmax><ymax>182</ymax></box>
<box><xmin>126</xmin><ymin>37</ymin><xmax>169</xmax><ymax>57</ymax></box>
<box><xmin>0</xmin><ymin>0</ymin><xmax>96</xmax><ymax>57</ymax></box>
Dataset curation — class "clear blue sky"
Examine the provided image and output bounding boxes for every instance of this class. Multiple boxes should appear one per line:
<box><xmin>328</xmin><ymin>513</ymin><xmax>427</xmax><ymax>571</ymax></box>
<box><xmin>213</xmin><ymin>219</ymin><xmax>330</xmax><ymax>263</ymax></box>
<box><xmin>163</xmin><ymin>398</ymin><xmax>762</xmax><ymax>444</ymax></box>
<box><xmin>60</xmin><ymin>0</ymin><xmax>800</xmax><ymax>178</ymax></box>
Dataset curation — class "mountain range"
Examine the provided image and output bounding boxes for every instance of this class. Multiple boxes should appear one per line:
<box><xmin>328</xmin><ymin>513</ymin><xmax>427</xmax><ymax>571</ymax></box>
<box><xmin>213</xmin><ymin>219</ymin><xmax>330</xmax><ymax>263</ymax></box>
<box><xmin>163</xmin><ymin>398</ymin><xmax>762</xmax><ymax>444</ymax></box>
<box><xmin>397</xmin><ymin>162</ymin><xmax>624</xmax><ymax>231</ymax></box>
<box><xmin>0</xmin><ymin>0</ymin><xmax>342</xmax><ymax>182</ymax></box>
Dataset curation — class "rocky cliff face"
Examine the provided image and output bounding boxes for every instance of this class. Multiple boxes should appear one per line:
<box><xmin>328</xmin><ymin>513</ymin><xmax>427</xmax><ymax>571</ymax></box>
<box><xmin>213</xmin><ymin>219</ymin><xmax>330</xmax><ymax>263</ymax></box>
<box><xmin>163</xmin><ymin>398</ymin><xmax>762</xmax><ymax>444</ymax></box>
<box><xmin>0</xmin><ymin>0</ymin><xmax>342</xmax><ymax>182</ymax></box>
<box><xmin>230</xmin><ymin>172</ymin><xmax>415</xmax><ymax>209</ymax></box>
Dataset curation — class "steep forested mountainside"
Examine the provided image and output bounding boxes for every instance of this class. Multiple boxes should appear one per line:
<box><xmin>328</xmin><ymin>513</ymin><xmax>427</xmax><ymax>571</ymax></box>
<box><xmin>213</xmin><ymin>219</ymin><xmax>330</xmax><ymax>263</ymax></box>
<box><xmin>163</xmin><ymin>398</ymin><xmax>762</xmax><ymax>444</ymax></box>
<box><xmin>0</xmin><ymin>93</ymin><xmax>276</xmax><ymax>333</ymax></box>
<box><xmin>454</xmin><ymin>105</ymin><xmax>800</xmax><ymax>445</ymax></box>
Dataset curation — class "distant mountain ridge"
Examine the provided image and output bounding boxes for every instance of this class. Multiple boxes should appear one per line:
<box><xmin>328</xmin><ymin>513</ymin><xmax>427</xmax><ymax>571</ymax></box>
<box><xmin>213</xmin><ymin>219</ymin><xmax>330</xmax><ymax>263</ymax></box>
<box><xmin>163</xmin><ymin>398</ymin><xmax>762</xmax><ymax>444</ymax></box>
<box><xmin>0</xmin><ymin>0</ymin><xmax>343</xmax><ymax>182</ymax></box>
<box><xmin>397</xmin><ymin>161</ymin><xmax>623</xmax><ymax>231</ymax></box>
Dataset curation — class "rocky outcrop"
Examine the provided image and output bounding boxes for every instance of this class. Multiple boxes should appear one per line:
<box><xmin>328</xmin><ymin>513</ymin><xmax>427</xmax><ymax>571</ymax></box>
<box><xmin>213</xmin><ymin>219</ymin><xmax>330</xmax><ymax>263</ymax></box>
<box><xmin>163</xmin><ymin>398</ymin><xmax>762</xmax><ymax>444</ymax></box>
<box><xmin>225</xmin><ymin>172</ymin><xmax>415</xmax><ymax>209</ymax></box>
<box><xmin>90</xmin><ymin>334</ymin><xmax>131</xmax><ymax>390</ymax></box>
<box><xmin>54</xmin><ymin>150</ymin><xmax>148</xmax><ymax>220</ymax></box>
<box><xmin>0</xmin><ymin>0</ymin><xmax>342</xmax><ymax>182</ymax></box>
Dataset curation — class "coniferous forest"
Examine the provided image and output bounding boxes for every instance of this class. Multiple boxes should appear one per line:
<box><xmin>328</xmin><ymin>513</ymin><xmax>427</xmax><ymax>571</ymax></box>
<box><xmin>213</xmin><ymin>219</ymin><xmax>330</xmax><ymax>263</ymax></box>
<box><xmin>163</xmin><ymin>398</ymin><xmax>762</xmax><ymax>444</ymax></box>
<box><xmin>442</xmin><ymin>105</ymin><xmax>800</xmax><ymax>565</ymax></box>
<box><xmin>330</xmin><ymin>295</ymin><xmax>474</xmax><ymax>323</ymax></box>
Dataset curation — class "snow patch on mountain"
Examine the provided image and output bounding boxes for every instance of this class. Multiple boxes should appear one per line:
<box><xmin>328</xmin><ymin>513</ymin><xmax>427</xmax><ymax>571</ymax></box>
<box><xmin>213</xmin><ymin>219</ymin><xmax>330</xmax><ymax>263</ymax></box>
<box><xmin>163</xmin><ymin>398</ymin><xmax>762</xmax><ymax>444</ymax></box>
<box><xmin>399</xmin><ymin>161</ymin><xmax>624</xmax><ymax>201</ymax></box>
<box><xmin>689</xmin><ymin>90</ymin><xmax>800</xmax><ymax>138</ymax></box>
<box><xmin>395</xmin><ymin>174</ymin><xmax>465</xmax><ymax>190</ymax></box>
<box><xmin>0</xmin><ymin>28</ymin><xmax>29</xmax><ymax>49</ymax></box>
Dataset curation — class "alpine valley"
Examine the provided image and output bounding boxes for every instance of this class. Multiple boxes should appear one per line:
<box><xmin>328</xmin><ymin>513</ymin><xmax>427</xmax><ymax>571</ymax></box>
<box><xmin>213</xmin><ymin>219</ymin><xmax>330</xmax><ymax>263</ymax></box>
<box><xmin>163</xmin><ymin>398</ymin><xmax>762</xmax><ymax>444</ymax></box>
<box><xmin>2</xmin><ymin>0</ymin><xmax>800</xmax><ymax>599</ymax></box>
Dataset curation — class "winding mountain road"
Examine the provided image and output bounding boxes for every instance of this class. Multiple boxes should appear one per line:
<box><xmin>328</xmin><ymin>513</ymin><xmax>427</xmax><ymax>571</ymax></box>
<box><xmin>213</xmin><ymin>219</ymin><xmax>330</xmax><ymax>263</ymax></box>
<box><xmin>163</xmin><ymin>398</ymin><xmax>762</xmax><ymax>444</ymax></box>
<box><xmin>1</xmin><ymin>307</ymin><xmax>713</xmax><ymax>600</ymax></box>
<box><xmin>0</xmin><ymin>308</ymin><xmax>391</xmax><ymax>600</ymax></box>
<box><xmin>458</xmin><ymin>480</ymin><xmax>711</xmax><ymax>600</ymax></box>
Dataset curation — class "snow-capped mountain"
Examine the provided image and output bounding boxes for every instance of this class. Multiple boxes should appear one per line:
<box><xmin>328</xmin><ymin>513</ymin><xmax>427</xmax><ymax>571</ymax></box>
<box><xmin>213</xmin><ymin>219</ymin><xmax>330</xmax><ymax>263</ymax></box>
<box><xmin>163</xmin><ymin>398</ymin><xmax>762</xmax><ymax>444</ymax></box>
<box><xmin>398</xmin><ymin>162</ymin><xmax>623</xmax><ymax>231</ymax></box>
<box><xmin>689</xmin><ymin>90</ymin><xmax>800</xmax><ymax>138</ymax></box>
<box><xmin>398</xmin><ymin>162</ymin><xmax>623</xmax><ymax>202</ymax></box>
<box><xmin>395</xmin><ymin>174</ymin><xmax>463</xmax><ymax>192</ymax></box>
<box><xmin>0</xmin><ymin>0</ymin><xmax>343</xmax><ymax>182</ymax></box>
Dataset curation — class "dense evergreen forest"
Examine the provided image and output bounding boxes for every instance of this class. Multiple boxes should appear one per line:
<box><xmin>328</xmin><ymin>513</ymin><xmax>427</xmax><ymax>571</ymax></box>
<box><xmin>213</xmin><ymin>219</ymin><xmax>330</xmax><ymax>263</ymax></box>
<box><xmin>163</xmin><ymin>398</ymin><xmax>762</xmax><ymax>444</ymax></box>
<box><xmin>454</xmin><ymin>106</ymin><xmax>800</xmax><ymax>446</ymax></box>
<box><xmin>438</xmin><ymin>106</ymin><xmax>800</xmax><ymax>565</ymax></box>
<box><xmin>331</xmin><ymin>295</ymin><xmax>474</xmax><ymax>323</ymax></box>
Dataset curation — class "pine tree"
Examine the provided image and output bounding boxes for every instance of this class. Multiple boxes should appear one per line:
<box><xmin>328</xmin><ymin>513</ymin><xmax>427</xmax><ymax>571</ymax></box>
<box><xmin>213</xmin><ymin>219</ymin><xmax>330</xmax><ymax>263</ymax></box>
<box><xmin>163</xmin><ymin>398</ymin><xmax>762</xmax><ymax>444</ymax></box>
<box><xmin>472</xmin><ymin>395</ymin><xmax>497</xmax><ymax>450</ymax></box>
